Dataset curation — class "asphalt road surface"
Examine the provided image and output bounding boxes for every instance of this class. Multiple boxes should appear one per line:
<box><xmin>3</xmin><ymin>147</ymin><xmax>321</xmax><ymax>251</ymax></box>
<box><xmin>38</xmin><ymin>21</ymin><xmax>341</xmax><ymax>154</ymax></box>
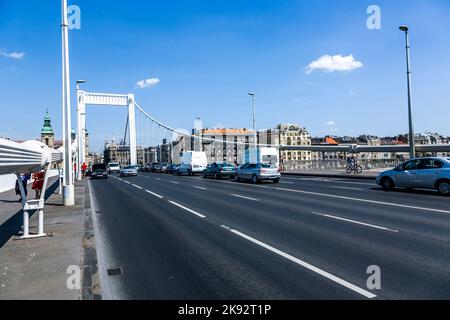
<box><xmin>88</xmin><ymin>172</ymin><xmax>450</xmax><ymax>300</ymax></box>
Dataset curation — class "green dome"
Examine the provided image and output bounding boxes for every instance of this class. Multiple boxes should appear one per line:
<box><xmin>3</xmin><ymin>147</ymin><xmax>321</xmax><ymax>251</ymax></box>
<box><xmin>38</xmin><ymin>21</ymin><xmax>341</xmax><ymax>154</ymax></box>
<box><xmin>41</xmin><ymin>110</ymin><xmax>54</xmax><ymax>134</ymax></box>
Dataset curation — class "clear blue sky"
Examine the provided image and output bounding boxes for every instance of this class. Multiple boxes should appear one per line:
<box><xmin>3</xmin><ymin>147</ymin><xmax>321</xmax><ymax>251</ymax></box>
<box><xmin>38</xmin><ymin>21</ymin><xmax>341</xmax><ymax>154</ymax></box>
<box><xmin>1</xmin><ymin>0</ymin><xmax>449</xmax><ymax>152</ymax></box>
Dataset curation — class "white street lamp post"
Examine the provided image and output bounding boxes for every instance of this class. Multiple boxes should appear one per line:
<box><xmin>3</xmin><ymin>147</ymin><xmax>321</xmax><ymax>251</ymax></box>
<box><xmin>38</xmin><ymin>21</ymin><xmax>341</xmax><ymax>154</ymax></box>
<box><xmin>76</xmin><ymin>80</ymin><xmax>86</xmax><ymax>181</ymax></box>
<box><xmin>62</xmin><ymin>0</ymin><xmax>74</xmax><ymax>206</ymax></box>
<box><xmin>399</xmin><ymin>25</ymin><xmax>416</xmax><ymax>159</ymax></box>
<box><xmin>248</xmin><ymin>93</ymin><xmax>257</xmax><ymax>149</ymax></box>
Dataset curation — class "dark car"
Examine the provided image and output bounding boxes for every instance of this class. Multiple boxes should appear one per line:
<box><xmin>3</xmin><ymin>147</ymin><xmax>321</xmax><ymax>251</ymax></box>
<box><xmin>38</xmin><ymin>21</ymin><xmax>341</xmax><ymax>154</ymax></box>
<box><xmin>165</xmin><ymin>164</ymin><xmax>178</xmax><ymax>174</ymax></box>
<box><xmin>203</xmin><ymin>163</ymin><xmax>236</xmax><ymax>179</ymax></box>
<box><xmin>151</xmin><ymin>163</ymin><xmax>162</xmax><ymax>173</ymax></box>
<box><xmin>161</xmin><ymin>163</ymin><xmax>170</xmax><ymax>173</ymax></box>
<box><xmin>91</xmin><ymin>164</ymin><xmax>108</xmax><ymax>179</ymax></box>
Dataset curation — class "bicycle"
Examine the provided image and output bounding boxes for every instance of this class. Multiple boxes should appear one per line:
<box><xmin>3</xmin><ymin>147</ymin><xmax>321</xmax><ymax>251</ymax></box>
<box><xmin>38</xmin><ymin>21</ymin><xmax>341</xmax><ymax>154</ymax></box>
<box><xmin>346</xmin><ymin>163</ymin><xmax>363</xmax><ymax>175</ymax></box>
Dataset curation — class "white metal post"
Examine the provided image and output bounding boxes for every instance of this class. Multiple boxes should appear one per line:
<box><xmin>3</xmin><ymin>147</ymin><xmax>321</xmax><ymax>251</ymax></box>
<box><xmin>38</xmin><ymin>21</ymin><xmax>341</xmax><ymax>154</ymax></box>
<box><xmin>128</xmin><ymin>94</ymin><xmax>137</xmax><ymax>165</ymax></box>
<box><xmin>38</xmin><ymin>210</ymin><xmax>44</xmax><ymax>236</ymax></box>
<box><xmin>76</xmin><ymin>86</ymin><xmax>82</xmax><ymax>181</ymax></box>
<box><xmin>23</xmin><ymin>211</ymin><xmax>30</xmax><ymax>238</ymax></box>
<box><xmin>61</xmin><ymin>0</ymin><xmax>74</xmax><ymax>206</ymax></box>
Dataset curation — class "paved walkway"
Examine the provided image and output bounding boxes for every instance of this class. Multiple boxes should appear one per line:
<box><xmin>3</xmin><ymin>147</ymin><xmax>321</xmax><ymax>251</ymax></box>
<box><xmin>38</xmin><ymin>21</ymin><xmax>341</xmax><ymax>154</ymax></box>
<box><xmin>0</xmin><ymin>179</ymin><xmax>97</xmax><ymax>300</ymax></box>
<box><xmin>283</xmin><ymin>168</ymin><xmax>386</xmax><ymax>180</ymax></box>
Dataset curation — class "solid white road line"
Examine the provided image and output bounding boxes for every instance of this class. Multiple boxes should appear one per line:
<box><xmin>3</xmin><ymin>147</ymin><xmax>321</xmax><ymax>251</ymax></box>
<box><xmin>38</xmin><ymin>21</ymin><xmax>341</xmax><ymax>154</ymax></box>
<box><xmin>193</xmin><ymin>186</ymin><xmax>208</xmax><ymax>191</ymax></box>
<box><xmin>132</xmin><ymin>184</ymin><xmax>143</xmax><ymax>190</ymax></box>
<box><xmin>228</xmin><ymin>228</ymin><xmax>377</xmax><ymax>299</ymax></box>
<box><xmin>169</xmin><ymin>201</ymin><xmax>206</xmax><ymax>219</ymax></box>
<box><xmin>330</xmin><ymin>186</ymin><xmax>364</xmax><ymax>191</ymax></box>
<box><xmin>311</xmin><ymin>212</ymin><xmax>399</xmax><ymax>233</ymax></box>
<box><xmin>145</xmin><ymin>190</ymin><xmax>164</xmax><ymax>199</ymax></box>
<box><xmin>231</xmin><ymin>194</ymin><xmax>260</xmax><ymax>202</ymax></box>
<box><xmin>169</xmin><ymin>181</ymin><xmax>180</xmax><ymax>185</ymax></box>
<box><xmin>275</xmin><ymin>187</ymin><xmax>450</xmax><ymax>214</ymax></box>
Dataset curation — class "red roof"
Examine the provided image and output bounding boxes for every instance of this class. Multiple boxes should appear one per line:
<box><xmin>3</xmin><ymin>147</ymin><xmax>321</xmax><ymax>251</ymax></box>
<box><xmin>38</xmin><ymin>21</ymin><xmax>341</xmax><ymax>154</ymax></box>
<box><xmin>325</xmin><ymin>137</ymin><xmax>339</xmax><ymax>145</ymax></box>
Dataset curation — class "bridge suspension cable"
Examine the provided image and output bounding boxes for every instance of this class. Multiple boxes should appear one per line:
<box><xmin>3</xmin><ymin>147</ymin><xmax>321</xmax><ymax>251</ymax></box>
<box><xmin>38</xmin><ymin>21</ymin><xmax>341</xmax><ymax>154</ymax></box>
<box><xmin>133</xmin><ymin>102</ymin><xmax>279</xmax><ymax>148</ymax></box>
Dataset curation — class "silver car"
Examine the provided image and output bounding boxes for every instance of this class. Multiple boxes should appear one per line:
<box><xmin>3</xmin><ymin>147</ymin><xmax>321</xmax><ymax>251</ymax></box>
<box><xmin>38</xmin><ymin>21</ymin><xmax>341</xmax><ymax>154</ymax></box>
<box><xmin>235</xmin><ymin>163</ymin><xmax>281</xmax><ymax>184</ymax></box>
<box><xmin>376</xmin><ymin>157</ymin><xmax>450</xmax><ymax>195</ymax></box>
<box><xmin>120</xmin><ymin>165</ymin><xmax>138</xmax><ymax>177</ymax></box>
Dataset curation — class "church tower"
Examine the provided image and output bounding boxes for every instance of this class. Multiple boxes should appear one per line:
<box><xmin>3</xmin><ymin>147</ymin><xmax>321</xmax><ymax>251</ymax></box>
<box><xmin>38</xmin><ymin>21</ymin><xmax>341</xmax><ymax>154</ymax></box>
<box><xmin>41</xmin><ymin>109</ymin><xmax>54</xmax><ymax>148</ymax></box>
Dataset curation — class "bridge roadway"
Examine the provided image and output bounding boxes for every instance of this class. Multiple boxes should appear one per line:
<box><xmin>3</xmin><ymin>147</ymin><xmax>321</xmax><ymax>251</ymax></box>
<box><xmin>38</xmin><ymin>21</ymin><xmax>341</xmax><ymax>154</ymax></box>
<box><xmin>88</xmin><ymin>172</ymin><xmax>450</xmax><ymax>300</ymax></box>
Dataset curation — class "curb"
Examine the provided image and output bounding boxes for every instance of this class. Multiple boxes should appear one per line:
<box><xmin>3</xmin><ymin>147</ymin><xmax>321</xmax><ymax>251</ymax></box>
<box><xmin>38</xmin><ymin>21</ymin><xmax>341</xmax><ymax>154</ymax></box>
<box><xmin>282</xmin><ymin>172</ymin><xmax>377</xmax><ymax>181</ymax></box>
<box><xmin>81</xmin><ymin>180</ymin><xmax>102</xmax><ymax>300</ymax></box>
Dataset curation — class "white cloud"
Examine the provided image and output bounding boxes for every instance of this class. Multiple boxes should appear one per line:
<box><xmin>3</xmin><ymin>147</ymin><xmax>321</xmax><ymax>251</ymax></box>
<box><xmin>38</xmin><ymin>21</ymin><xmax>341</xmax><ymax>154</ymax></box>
<box><xmin>135</xmin><ymin>78</ymin><xmax>160</xmax><ymax>89</ymax></box>
<box><xmin>306</xmin><ymin>54</ymin><xmax>362</xmax><ymax>74</ymax></box>
<box><xmin>325</xmin><ymin>121</ymin><xmax>336</xmax><ymax>126</ymax></box>
<box><xmin>0</xmin><ymin>49</ymin><xmax>25</xmax><ymax>59</ymax></box>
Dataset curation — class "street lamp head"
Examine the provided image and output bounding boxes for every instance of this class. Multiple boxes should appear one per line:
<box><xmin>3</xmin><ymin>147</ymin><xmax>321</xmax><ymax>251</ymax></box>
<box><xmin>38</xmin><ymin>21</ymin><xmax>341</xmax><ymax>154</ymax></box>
<box><xmin>399</xmin><ymin>25</ymin><xmax>409</xmax><ymax>32</ymax></box>
<box><xmin>248</xmin><ymin>92</ymin><xmax>255</xmax><ymax>97</ymax></box>
<box><xmin>76</xmin><ymin>80</ymin><xmax>87</xmax><ymax>84</ymax></box>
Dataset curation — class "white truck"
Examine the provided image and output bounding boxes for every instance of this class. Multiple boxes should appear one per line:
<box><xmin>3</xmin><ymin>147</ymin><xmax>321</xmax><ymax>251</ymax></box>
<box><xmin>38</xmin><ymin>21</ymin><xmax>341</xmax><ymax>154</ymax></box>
<box><xmin>107</xmin><ymin>162</ymin><xmax>121</xmax><ymax>174</ymax></box>
<box><xmin>243</xmin><ymin>147</ymin><xmax>279</xmax><ymax>167</ymax></box>
<box><xmin>178</xmin><ymin>151</ymin><xmax>208</xmax><ymax>176</ymax></box>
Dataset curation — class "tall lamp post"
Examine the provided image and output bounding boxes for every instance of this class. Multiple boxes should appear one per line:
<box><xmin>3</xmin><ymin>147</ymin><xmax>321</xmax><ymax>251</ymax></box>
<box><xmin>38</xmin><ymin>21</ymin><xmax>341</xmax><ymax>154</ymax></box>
<box><xmin>76</xmin><ymin>80</ymin><xmax>86</xmax><ymax>181</ymax></box>
<box><xmin>248</xmin><ymin>93</ymin><xmax>257</xmax><ymax>149</ymax></box>
<box><xmin>61</xmin><ymin>0</ymin><xmax>74</xmax><ymax>206</ymax></box>
<box><xmin>399</xmin><ymin>25</ymin><xmax>416</xmax><ymax>159</ymax></box>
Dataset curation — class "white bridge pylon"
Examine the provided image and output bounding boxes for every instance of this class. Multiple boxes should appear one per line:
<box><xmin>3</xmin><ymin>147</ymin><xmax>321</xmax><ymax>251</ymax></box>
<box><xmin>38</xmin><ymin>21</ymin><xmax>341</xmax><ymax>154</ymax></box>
<box><xmin>77</xmin><ymin>90</ymin><xmax>137</xmax><ymax>180</ymax></box>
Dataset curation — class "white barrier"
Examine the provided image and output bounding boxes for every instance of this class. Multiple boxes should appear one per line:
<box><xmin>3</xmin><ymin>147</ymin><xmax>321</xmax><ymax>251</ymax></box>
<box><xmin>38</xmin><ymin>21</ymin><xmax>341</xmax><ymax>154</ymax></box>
<box><xmin>0</xmin><ymin>170</ymin><xmax>60</xmax><ymax>194</ymax></box>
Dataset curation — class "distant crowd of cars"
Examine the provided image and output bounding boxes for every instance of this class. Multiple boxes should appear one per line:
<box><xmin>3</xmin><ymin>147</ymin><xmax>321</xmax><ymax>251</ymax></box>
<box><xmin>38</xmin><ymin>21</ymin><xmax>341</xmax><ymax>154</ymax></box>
<box><xmin>139</xmin><ymin>161</ymin><xmax>282</xmax><ymax>184</ymax></box>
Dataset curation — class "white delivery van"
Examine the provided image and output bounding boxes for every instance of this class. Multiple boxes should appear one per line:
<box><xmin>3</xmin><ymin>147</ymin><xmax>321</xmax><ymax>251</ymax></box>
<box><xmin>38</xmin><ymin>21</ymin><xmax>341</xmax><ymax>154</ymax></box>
<box><xmin>244</xmin><ymin>147</ymin><xmax>279</xmax><ymax>168</ymax></box>
<box><xmin>178</xmin><ymin>151</ymin><xmax>208</xmax><ymax>176</ymax></box>
<box><xmin>107</xmin><ymin>162</ymin><xmax>121</xmax><ymax>174</ymax></box>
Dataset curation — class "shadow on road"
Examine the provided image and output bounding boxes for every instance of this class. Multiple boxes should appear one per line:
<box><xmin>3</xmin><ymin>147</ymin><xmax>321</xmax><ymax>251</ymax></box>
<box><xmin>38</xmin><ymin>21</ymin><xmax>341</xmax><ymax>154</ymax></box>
<box><xmin>0</xmin><ymin>180</ymin><xmax>60</xmax><ymax>249</ymax></box>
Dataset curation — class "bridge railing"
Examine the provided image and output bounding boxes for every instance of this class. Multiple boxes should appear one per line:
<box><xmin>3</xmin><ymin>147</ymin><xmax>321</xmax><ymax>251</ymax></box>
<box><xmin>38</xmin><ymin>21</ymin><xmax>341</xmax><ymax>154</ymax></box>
<box><xmin>281</xmin><ymin>159</ymin><xmax>404</xmax><ymax>173</ymax></box>
<box><xmin>0</xmin><ymin>138</ymin><xmax>65</xmax><ymax>239</ymax></box>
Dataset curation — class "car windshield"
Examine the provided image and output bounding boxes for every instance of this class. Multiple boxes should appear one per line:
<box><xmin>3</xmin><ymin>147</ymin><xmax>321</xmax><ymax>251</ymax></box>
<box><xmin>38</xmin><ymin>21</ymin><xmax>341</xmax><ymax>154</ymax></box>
<box><xmin>219</xmin><ymin>163</ymin><xmax>233</xmax><ymax>167</ymax></box>
<box><xmin>260</xmin><ymin>163</ymin><xmax>276</xmax><ymax>169</ymax></box>
<box><xmin>92</xmin><ymin>164</ymin><xmax>106</xmax><ymax>171</ymax></box>
<box><xmin>108</xmin><ymin>163</ymin><xmax>119</xmax><ymax>167</ymax></box>
<box><xmin>124</xmin><ymin>166</ymin><xmax>135</xmax><ymax>169</ymax></box>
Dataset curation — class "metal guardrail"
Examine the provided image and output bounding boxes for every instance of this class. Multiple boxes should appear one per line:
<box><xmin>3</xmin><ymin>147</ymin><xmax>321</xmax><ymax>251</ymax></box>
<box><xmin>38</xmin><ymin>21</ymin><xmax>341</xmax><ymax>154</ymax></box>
<box><xmin>0</xmin><ymin>138</ymin><xmax>65</xmax><ymax>240</ymax></box>
<box><xmin>0</xmin><ymin>138</ymin><xmax>63</xmax><ymax>175</ymax></box>
<box><xmin>282</xmin><ymin>159</ymin><xmax>404</xmax><ymax>172</ymax></box>
<box><xmin>280</xmin><ymin>144</ymin><xmax>450</xmax><ymax>154</ymax></box>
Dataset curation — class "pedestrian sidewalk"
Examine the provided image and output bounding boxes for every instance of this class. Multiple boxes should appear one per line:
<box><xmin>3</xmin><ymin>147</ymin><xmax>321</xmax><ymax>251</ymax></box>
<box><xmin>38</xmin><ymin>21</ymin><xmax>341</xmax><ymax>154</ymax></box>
<box><xmin>0</xmin><ymin>178</ymin><xmax>100</xmax><ymax>300</ymax></box>
<box><xmin>283</xmin><ymin>168</ymin><xmax>385</xmax><ymax>180</ymax></box>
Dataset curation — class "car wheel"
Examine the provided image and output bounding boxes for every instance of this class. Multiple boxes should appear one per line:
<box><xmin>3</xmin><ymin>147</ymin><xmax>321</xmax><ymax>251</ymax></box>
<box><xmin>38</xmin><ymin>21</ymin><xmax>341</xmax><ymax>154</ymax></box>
<box><xmin>234</xmin><ymin>174</ymin><xmax>240</xmax><ymax>182</ymax></box>
<box><xmin>251</xmin><ymin>175</ymin><xmax>259</xmax><ymax>184</ymax></box>
<box><xmin>437</xmin><ymin>180</ymin><xmax>450</xmax><ymax>195</ymax></box>
<box><xmin>273</xmin><ymin>178</ymin><xmax>280</xmax><ymax>184</ymax></box>
<box><xmin>381</xmin><ymin>177</ymin><xmax>395</xmax><ymax>191</ymax></box>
